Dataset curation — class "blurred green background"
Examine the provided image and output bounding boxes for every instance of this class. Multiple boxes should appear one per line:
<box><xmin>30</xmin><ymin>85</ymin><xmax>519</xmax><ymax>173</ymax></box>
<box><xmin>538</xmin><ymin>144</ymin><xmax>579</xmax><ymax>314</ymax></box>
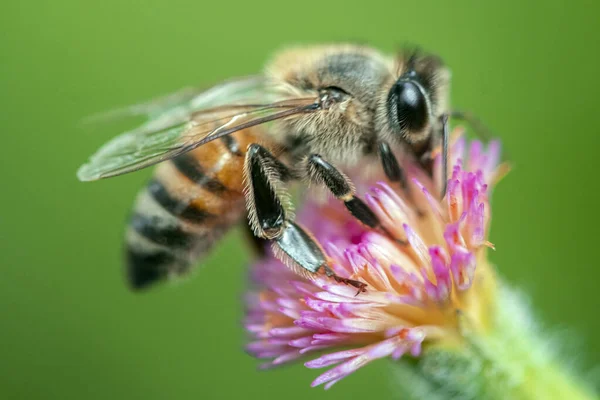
<box><xmin>1</xmin><ymin>0</ymin><xmax>599</xmax><ymax>398</ymax></box>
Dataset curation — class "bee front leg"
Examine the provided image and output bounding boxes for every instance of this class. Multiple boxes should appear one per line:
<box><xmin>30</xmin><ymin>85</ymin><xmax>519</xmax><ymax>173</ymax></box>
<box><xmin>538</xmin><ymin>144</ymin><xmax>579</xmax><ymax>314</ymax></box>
<box><xmin>378</xmin><ymin>142</ymin><xmax>410</xmax><ymax>193</ymax></box>
<box><xmin>244</xmin><ymin>144</ymin><xmax>367</xmax><ymax>292</ymax></box>
<box><xmin>378</xmin><ymin>141</ymin><xmax>425</xmax><ymax>215</ymax></box>
<box><xmin>304</xmin><ymin>154</ymin><xmax>403</xmax><ymax>242</ymax></box>
<box><xmin>440</xmin><ymin>114</ymin><xmax>449</xmax><ymax>199</ymax></box>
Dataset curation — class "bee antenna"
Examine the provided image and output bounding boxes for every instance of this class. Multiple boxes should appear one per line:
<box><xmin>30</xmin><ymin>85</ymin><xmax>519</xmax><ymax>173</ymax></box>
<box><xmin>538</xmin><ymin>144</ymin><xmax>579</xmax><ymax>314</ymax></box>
<box><xmin>406</xmin><ymin>47</ymin><xmax>421</xmax><ymax>69</ymax></box>
<box><xmin>450</xmin><ymin>110</ymin><xmax>511</xmax><ymax>164</ymax></box>
<box><xmin>394</xmin><ymin>42</ymin><xmax>423</xmax><ymax>75</ymax></box>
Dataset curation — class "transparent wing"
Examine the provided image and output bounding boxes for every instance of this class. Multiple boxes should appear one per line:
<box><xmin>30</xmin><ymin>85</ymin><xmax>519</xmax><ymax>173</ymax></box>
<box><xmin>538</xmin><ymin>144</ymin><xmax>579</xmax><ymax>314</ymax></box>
<box><xmin>77</xmin><ymin>77</ymin><xmax>319</xmax><ymax>181</ymax></box>
<box><xmin>82</xmin><ymin>76</ymin><xmax>288</xmax><ymax>135</ymax></box>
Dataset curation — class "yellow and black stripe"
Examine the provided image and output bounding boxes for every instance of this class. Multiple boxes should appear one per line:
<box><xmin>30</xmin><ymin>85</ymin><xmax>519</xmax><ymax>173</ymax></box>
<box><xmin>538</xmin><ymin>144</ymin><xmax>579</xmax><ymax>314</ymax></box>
<box><xmin>124</xmin><ymin>131</ymin><xmax>265</xmax><ymax>290</ymax></box>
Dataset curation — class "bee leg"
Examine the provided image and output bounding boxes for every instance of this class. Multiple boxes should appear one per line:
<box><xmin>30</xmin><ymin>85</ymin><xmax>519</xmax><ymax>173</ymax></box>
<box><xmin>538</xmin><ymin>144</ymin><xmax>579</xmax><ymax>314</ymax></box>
<box><xmin>244</xmin><ymin>144</ymin><xmax>366</xmax><ymax>292</ymax></box>
<box><xmin>244</xmin><ymin>143</ymin><xmax>295</xmax><ymax>241</ymax></box>
<box><xmin>378</xmin><ymin>142</ymin><xmax>425</xmax><ymax>216</ymax></box>
<box><xmin>439</xmin><ymin>114</ymin><xmax>449</xmax><ymax>199</ymax></box>
<box><xmin>241</xmin><ymin>143</ymin><xmax>295</xmax><ymax>253</ymax></box>
<box><xmin>304</xmin><ymin>154</ymin><xmax>402</xmax><ymax>243</ymax></box>
<box><xmin>450</xmin><ymin>110</ymin><xmax>509</xmax><ymax>181</ymax></box>
<box><xmin>450</xmin><ymin>110</ymin><xmax>494</xmax><ymax>142</ymax></box>
<box><xmin>273</xmin><ymin>221</ymin><xmax>367</xmax><ymax>294</ymax></box>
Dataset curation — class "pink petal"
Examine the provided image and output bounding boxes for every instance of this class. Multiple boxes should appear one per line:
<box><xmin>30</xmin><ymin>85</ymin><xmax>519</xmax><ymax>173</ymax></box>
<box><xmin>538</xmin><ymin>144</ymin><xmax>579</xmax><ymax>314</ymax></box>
<box><xmin>310</xmin><ymin>353</ymin><xmax>371</xmax><ymax>387</ymax></box>
<box><xmin>305</xmin><ymin>348</ymin><xmax>365</xmax><ymax>368</ymax></box>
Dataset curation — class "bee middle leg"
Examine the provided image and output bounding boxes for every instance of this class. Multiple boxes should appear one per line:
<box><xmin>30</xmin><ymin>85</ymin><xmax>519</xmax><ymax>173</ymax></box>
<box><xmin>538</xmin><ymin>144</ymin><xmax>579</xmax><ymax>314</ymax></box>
<box><xmin>303</xmin><ymin>154</ymin><xmax>403</xmax><ymax>242</ymax></box>
<box><xmin>244</xmin><ymin>144</ymin><xmax>367</xmax><ymax>292</ymax></box>
<box><xmin>379</xmin><ymin>114</ymin><xmax>451</xmax><ymax>203</ymax></box>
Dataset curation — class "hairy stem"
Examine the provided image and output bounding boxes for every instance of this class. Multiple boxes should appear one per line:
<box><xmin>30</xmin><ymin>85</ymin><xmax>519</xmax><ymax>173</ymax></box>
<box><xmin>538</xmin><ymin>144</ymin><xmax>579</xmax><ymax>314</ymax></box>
<box><xmin>389</xmin><ymin>282</ymin><xmax>597</xmax><ymax>400</ymax></box>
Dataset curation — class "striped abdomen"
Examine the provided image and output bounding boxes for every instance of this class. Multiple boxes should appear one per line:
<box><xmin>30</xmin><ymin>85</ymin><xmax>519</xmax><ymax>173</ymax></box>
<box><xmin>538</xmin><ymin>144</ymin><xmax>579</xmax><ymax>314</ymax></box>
<box><xmin>125</xmin><ymin>129</ymin><xmax>265</xmax><ymax>290</ymax></box>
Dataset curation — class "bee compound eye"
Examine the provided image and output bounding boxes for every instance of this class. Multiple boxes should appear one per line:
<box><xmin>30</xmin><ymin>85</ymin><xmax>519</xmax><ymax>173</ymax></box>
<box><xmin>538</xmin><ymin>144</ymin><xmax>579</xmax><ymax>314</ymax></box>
<box><xmin>393</xmin><ymin>80</ymin><xmax>428</xmax><ymax>132</ymax></box>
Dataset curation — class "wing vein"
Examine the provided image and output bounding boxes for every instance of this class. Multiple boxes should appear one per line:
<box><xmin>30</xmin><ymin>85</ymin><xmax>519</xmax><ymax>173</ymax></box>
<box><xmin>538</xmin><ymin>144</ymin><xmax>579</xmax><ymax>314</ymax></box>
<box><xmin>77</xmin><ymin>76</ymin><xmax>319</xmax><ymax>182</ymax></box>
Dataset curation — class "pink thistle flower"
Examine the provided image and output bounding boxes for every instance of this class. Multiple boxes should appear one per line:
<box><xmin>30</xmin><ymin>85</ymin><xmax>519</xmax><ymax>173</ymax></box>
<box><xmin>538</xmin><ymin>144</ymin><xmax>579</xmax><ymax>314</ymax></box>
<box><xmin>244</xmin><ymin>129</ymin><xmax>506</xmax><ymax>389</ymax></box>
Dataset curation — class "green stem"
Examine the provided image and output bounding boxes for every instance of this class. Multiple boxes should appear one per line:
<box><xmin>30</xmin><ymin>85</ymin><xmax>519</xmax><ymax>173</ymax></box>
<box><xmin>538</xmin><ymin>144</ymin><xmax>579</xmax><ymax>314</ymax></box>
<box><xmin>389</xmin><ymin>282</ymin><xmax>597</xmax><ymax>400</ymax></box>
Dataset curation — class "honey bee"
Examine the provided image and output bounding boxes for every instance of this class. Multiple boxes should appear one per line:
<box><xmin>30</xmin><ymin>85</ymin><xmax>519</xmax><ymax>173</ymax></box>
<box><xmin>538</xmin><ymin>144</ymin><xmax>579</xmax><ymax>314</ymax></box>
<box><xmin>78</xmin><ymin>43</ymin><xmax>469</xmax><ymax>292</ymax></box>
